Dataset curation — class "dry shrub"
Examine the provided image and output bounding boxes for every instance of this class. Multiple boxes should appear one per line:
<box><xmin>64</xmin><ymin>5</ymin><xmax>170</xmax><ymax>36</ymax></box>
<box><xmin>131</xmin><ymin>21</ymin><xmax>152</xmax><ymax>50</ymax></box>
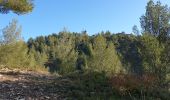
<box><xmin>109</xmin><ymin>73</ymin><xmax>158</xmax><ymax>96</ymax></box>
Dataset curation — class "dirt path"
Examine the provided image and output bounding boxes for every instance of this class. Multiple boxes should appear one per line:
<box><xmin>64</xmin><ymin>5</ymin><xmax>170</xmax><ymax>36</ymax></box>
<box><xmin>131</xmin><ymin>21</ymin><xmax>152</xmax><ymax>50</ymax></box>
<box><xmin>0</xmin><ymin>69</ymin><xmax>72</xmax><ymax>100</ymax></box>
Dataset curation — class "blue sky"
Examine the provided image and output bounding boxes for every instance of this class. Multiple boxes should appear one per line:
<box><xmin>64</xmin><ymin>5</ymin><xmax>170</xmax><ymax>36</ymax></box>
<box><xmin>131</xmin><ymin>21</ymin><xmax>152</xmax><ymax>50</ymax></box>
<box><xmin>0</xmin><ymin>0</ymin><xmax>170</xmax><ymax>41</ymax></box>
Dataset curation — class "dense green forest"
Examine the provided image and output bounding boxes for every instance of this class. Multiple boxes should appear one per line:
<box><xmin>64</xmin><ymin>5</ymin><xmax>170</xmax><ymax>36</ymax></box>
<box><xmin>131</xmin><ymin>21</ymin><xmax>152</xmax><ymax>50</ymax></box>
<box><xmin>0</xmin><ymin>0</ymin><xmax>170</xmax><ymax>99</ymax></box>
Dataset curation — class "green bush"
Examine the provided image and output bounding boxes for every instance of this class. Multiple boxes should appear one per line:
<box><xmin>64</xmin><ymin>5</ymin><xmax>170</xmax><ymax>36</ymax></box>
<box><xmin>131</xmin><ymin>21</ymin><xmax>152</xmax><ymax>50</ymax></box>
<box><xmin>66</xmin><ymin>71</ymin><xmax>120</xmax><ymax>100</ymax></box>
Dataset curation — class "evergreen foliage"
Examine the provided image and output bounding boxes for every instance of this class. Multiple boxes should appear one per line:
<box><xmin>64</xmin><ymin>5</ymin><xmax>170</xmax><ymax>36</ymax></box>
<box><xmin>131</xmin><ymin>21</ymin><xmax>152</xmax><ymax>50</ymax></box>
<box><xmin>87</xmin><ymin>35</ymin><xmax>123</xmax><ymax>74</ymax></box>
<box><xmin>140</xmin><ymin>0</ymin><xmax>170</xmax><ymax>42</ymax></box>
<box><xmin>0</xmin><ymin>19</ymin><xmax>33</xmax><ymax>68</ymax></box>
<box><xmin>139</xmin><ymin>34</ymin><xmax>164</xmax><ymax>74</ymax></box>
<box><xmin>0</xmin><ymin>0</ymin><xmax>33</xmax><ymax>14</ymax></box>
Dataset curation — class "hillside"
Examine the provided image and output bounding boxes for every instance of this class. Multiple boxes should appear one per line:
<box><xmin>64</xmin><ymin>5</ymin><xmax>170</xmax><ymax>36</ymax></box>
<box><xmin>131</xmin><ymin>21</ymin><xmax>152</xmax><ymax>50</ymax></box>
<box><xmin>0</xmin><ymin>0</ymin><xmax>170</xmax><ymax>99</ymax></box>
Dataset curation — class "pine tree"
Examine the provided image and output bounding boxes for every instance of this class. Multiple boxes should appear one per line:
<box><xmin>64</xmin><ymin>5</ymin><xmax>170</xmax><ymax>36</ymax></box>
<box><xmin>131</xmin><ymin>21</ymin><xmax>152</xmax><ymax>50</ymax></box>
<box><xmin>87</xmin><ymin>35</ymin><xmax>123</xmax><ymax>74</ymax></box>
<box><xmin>139</xmin><ymin>34</ymin><xmax>165</xmax><ymax>83</ymax></box>
<box><xmin>140</xmin><ymin>0</ymin><xmax>170</xmax><ymax>42</ymax></box>
<box><xmin>54</xmin><ymin>31</ymin><xmax>78</xmax><ymax>74</ymax></box>
<box><xmin>0</xmin><ymin>0</ymin><xmax>33</xmax><ymax>14</ymax></box>
<box><xmin>0</xmin><ymin>19</ymin><xmax>32</xmax><ymax>68</ymax></box>
<box><xmin>1</xmin><ymin>19</ymin><xmax>22</xmax><ymax>44</ymax></box>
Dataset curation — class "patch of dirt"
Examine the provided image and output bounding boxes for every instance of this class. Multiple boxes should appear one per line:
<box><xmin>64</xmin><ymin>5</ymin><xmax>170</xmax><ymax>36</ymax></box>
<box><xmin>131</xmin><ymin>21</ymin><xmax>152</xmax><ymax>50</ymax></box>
<box><xmin>0</xmin><ymin>68</ymin><xmax>71</xmax><ymax>100</ymax></box>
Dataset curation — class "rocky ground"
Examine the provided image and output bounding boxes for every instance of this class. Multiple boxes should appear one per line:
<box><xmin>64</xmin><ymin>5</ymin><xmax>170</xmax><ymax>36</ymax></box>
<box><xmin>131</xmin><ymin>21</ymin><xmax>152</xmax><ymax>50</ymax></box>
<box><xmin>0</xmin><ymin>68</ymin><xmax>72</xmax><ymax>100</ymax></box>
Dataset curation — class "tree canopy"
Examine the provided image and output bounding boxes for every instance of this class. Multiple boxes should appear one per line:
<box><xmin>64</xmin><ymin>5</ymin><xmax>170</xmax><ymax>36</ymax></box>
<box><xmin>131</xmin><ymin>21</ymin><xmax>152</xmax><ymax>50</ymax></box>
<box><xmin>140</xmin><ymin>0</ymin><xmax>170</xmax><ymax>42</ymax></box>
<box><xmin>0</xmin><ymin>0</ymin><xmax>33</xmax><ymax>14</ymax></box>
